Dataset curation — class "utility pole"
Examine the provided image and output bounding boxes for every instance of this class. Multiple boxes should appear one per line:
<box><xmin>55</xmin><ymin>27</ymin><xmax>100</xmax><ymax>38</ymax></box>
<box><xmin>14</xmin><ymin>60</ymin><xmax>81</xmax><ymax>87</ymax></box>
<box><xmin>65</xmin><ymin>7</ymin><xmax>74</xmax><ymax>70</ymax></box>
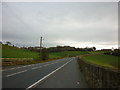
<box><xmin>40</xmin><ymin>36</ymin><xmax>43</xmax><ymax>51</ymax></box>
<box><xmin>39</xmin><ymin>36</ymin><xmax>43</xmax><ymax>59</ymax></box>
<box><xmin>39</xmin><ymin>37</ymin><xmax>48</xmax><ymax>60</ymax></box>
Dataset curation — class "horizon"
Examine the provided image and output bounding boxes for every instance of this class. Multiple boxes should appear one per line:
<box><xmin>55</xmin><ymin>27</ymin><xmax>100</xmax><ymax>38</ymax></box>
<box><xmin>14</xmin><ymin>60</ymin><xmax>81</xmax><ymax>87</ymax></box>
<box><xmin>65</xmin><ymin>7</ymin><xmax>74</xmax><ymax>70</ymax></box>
<box><xmin>1</xmin><ymin>41</ymin><xmax>118</xmax><ymax>50</ymax></box>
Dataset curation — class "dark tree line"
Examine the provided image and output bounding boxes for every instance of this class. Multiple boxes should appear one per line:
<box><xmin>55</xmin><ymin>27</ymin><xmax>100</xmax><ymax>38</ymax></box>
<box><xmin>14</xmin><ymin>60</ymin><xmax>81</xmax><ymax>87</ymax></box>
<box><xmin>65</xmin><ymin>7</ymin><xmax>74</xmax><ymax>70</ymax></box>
<box><xmin>22</xmin><ymin>45</ymin><xmax>96</xmax><ymax>53</ymax></box>
<box><xmin>104</xmin><ymin>49</ymin><xmax>120</xmax><ymax>56</ymax></box>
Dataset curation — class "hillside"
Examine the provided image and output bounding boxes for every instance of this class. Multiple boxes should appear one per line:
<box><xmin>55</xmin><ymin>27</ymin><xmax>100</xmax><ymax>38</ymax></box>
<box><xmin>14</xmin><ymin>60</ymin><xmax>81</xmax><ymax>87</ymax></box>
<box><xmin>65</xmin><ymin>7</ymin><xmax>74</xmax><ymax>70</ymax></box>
<box><xmin>2</xmin><ymin>44</ymin><xmax>89</xmax><ymax>60</ymax></box>
<box><xmin>2</xmin><ymin>44</ymin><xmax>39</xmax><ymax>59</ymax></box>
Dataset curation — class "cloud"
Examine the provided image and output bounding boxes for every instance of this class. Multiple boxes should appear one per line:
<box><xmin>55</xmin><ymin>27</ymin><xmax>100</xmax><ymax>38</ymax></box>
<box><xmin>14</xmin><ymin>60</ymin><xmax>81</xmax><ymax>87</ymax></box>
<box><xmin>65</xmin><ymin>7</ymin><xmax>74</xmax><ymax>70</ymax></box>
<box><xmin>2</xmin><ymin>2</ymin><xmax>118</xmax><ymax>49</ymax></box>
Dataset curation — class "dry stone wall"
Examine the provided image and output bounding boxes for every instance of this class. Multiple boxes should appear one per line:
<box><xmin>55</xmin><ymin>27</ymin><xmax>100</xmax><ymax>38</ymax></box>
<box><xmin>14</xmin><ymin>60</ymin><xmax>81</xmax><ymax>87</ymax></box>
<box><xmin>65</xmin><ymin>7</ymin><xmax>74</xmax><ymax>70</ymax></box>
<box><xmin>77</xmin><ymin>58</ymin><xmax>120</xmax><ymax>88</ymax></box>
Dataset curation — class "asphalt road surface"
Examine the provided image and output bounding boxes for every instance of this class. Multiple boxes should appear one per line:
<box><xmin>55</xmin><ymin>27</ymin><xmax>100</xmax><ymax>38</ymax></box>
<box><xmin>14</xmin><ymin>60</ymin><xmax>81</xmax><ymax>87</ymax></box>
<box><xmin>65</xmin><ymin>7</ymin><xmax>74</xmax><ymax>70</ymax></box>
<box><xmin>2</xmin><ymin>57</ymin><xmax>88</xmax><ymax>89</ymax></box>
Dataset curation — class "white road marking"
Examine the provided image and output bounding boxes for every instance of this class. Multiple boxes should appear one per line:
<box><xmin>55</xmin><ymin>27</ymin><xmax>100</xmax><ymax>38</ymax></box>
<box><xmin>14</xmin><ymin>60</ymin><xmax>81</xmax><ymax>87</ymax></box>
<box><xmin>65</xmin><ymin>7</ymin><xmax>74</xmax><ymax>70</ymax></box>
<box><xmin>23</xmin><ymin>66</ymin><xmax>27</xmax><ymax>67</ymax></box>
<box><xmin>32</xmin><ymin>66</ymin><xmax>42</xmax><ymax>70</ymax></box>
<box><xmin>10</xmin><ymin>68</ymin><xmax>15</xmax><ymax>70</ymax></box>
<box><xmin>77</xmin><ymin>81</ymin><xmax>80</xmax><ymax>84</ymax></box>
<box><xmin>6</xmin><ymin>70</ymin><xmax>28</xmax><ymax>77</ymax></box>
<box><xmin>2</xmin><ymin>65</ymin><xmax>29</xmax><ymax>72</ymax></box>
<box><xmin>26</xmin><ymin>60</ymin><xmax>71</xmax><ymax>89</ymax></box>
<box><xmin>17</xmin><ymin>67</ymin><xmax>21</xmax><ymax>69</ymax></box>
<box><xmin>27</xmin><ymin>65</ymin><xmax>31</xmax><ymax>67</ymax></box>
<box><xmin>44</xmin><ymin>64</ymin><xmax>49</xmax><ymax>67</ymax></box>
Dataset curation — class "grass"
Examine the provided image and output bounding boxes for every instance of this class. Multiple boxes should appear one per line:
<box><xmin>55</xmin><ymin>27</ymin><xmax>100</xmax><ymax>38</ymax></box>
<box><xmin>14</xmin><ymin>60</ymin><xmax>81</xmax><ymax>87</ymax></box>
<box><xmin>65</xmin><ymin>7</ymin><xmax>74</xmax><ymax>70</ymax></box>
<box><xmin>2</xmin><ymin>44</ymin><xmax>88</xmax><ymax>60</ymax></box>
<box><xmin>81</xmin><ymin>54</ymin><xmax>118</xmax><ymax>69</ymax></box>
<box><xmin>2</xmin><ymin>44</ymin><xmax>39</xmax><ymax>59</ymax></box>
<box><xmin>88</xmin><ymin>51</ymin><xmax>108</xmax><ymax>54</ymax></box>
<box><xmin>2</xmin><ymin>44</ymin><xmax>119</xmax><ymax>70</ymax></box>
<box><xmin>49</xmin><ymin>51</ymin><xmax>89</xmax><ymax>59</ymax></box>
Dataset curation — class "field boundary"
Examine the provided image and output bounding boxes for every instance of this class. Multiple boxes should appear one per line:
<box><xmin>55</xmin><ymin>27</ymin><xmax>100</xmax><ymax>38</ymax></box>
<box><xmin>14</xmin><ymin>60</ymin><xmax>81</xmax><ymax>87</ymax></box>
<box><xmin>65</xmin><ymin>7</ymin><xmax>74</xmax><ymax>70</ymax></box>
<box><xmin>77</xmin><ymin>58</ymin><xmax>120</xmax><ymax>88</ymax></box>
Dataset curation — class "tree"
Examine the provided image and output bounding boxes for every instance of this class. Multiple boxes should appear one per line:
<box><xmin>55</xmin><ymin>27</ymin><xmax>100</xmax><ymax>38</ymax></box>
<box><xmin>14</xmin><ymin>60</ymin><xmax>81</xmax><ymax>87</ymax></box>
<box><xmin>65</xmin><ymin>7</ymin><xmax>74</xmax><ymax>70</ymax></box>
<box><xmin>112</xmin><ymin>49</ymin><xmax>120</xmax><ymax>56</ymax></box>
<box><xmin>6</xmin><ymin>41</ymin><xmax>11</xmax><ymax>46</ymax></box>
<box><xmin>93</xmin><ymin>47</ymin><xmax>96</xmax><ymax>51</ymax></box>
<box><xmin>41</xmin><ymin>48</ymin><xmax>49</xmax><ymax>60</ymax></box>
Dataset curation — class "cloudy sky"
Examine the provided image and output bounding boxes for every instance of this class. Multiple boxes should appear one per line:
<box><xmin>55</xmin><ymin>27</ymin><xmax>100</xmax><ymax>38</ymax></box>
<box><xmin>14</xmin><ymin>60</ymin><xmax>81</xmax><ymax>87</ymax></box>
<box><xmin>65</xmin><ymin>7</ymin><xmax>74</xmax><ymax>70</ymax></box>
<box><xmin>1</xmin><ymin>2</ymin><xmax>118</xmax><ymax>50</ymax></box>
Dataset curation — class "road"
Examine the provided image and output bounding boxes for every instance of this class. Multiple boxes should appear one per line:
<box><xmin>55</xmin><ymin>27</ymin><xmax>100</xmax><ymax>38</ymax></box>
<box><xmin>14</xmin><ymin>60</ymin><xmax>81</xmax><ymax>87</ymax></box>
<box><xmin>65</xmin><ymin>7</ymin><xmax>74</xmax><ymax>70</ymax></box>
<box><xmin>2</xmin><ymin>57</ymin><xmax>88</xmax><ymax>89</ymax></box>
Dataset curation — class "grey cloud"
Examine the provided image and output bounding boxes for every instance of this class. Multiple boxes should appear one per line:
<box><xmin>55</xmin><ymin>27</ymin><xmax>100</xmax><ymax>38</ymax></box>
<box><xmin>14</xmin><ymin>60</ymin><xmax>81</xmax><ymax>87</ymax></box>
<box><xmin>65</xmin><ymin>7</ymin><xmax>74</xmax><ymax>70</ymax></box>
<box><xmin>2</xmin><ymin>2</ymin><xmax>118</xmax><ymax>49</ymax></box>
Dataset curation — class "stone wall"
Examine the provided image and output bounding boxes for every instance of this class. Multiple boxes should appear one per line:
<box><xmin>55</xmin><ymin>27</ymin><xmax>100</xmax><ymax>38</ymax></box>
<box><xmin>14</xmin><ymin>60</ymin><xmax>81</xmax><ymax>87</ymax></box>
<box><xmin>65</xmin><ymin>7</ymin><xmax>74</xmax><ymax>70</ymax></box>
<box><xmin>77</xmin><ymin>58</ymin><xmax>120</xmax><ymax>88</ymax></box>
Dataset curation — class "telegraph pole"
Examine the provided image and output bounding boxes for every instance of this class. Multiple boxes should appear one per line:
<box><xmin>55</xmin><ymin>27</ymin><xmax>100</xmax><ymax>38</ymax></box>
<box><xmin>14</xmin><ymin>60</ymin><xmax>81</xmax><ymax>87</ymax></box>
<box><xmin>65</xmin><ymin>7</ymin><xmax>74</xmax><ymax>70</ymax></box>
<box><xmin>40</xmin><ymin>36</ymin><xmax>43</xmax><ymax>51</ymax></box>
<box><xmin>39</xmin><ymin>36</ymin><xmax>43</xmax><ymax>59</ymax></box>
<box><xmin>39</xmin><ymin>37</ymin><xmax>48</xmax><ymax>60</ymax></box>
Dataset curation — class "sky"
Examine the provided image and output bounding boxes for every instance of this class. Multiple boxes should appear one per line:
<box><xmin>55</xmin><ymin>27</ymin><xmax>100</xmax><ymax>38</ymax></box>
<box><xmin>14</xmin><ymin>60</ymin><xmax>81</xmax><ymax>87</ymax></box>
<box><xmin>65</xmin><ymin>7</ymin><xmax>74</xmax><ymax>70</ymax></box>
<box><xmin>1</xmin><ymin>2</ymin><xmax>118</xmax><ymax>50</ymax></box>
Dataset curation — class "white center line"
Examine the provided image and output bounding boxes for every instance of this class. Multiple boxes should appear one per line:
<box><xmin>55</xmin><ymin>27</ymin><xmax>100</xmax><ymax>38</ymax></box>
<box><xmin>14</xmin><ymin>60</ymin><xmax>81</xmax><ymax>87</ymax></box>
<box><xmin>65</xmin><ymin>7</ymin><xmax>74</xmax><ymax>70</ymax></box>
<box><xmin>23</xmin><ymin>66</ymin><xmax>27</xmax><ymax>67</ymax></box>
<box><xmin>44</xmin><ymin>64</ymin><xmax>49</xmax><ymax>67</ymax></box>
<box><xmin>32</xmin><ymin>66</ymin><xmax>42</xmax><ymax>70</ymax></box>
<box><xmin>6</xmin><ymin>70</ymin><xmax>28</xmax><ymax>77</ymax></box>
<box><xmin>17</xmin><ymin>67</ymin><xmax>21</xmax><ymax>69</ymax></box>
<box><xmin>26</xmin><ymin>60</ymin><xmax>71</xmax><ymax>89</ymax></box>
<box><xmin>2</xmin><ymin>64</ymin><xmax>39</xmax><ymax>72</ymax></box>
<box><xmin>10</xmin><ymin>68</ymin><xmax>15</xmax><ymax>70</ymax></box>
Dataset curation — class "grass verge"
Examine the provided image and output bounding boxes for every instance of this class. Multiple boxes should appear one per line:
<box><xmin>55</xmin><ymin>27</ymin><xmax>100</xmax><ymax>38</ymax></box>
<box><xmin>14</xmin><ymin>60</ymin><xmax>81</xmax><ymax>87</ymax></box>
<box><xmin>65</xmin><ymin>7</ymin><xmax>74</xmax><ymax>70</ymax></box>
<box><xmin>81</xmin><ymin>54</ymin><xmax>118</xmax><ymax>70</ymax></box>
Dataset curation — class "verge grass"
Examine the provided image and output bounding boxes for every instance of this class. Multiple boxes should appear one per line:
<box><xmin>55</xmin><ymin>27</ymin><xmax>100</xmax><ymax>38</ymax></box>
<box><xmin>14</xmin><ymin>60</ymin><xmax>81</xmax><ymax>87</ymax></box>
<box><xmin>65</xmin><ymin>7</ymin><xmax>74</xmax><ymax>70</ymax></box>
<box><xmin>81</xmin><ymin>54</ymin><xmax>118</xmax><ymax>69</ymax></box>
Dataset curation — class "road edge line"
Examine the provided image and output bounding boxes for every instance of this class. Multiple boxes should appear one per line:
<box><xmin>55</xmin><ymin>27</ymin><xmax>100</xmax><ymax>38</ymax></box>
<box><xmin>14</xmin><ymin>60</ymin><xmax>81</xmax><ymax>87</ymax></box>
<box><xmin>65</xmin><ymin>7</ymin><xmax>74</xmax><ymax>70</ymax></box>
<box><xmin>26</xmin><ymin>60</ymin><xmax>71</xmax><ymax>90</ymax></box>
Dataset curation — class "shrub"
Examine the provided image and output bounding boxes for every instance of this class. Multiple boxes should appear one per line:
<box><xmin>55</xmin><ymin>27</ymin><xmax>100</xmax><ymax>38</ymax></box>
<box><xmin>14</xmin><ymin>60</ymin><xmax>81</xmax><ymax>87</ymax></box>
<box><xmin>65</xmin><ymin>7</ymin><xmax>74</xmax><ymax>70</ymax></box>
<box><xmin>41</xmin><ymin>48</ymin><xmax>49</xmax><ymax>60</ymax></box>
<box><xmin>104</xmin><ymin>52</ymin><xmax>111</xmax><ymax>55</ymax></box>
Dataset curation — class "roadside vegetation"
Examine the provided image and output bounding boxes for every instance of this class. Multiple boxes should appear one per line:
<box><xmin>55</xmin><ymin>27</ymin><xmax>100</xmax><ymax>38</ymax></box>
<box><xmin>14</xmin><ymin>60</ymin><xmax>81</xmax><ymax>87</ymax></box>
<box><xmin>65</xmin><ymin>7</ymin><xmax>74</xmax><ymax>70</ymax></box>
<box><xmin>49</xmin><ymin>51</ymin><xmax>88</xmax><ymax>59</ymax></box>
<box><xmin>81</xmin><ymin>51</ymin><xmax>119</xmax><ymax>70</ymax></box>
<box><xmin>88</xmin><ymin>51</ymin><xmax>109</xmax><ymax>54</ymax></box>
<box><xmin>2</xmin><ymin>43</ymin><xmax>119</xmax><ymax>70</ymax></box>
<box><xmin>2</xmin><ymin>44</ymin><xmax>89</xmax><ymax>66</ymax></box>
<box><xmin>2</xmin><ymin>44</ymin><xmax>88</xmax><ymax>59</ymax></box>
<box><xmin>2</xmin><ymin>44</ymin><xmax>39</xmax><ymax>59</ymax></box>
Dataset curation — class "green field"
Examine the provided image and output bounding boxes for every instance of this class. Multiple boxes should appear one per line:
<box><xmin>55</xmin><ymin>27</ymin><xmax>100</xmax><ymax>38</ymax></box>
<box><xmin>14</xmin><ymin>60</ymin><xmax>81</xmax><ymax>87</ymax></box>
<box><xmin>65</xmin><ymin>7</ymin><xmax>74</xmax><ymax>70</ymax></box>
<box><xmin>2</xmin><ymin>44</ymin><xmax>39</xmax><ymax>59</ymax></box>
<box><xmin>2</xmin><ymin>44</ymin><xmax>88</xmax><ymax>60</ymax></box>
<box><xmin>2</xmin><ymin>44</ymin><xmax>119</xmax><ymax>69</ymax></box>
<box><xmin>49</xmin><ymin>51</ymin><xmax>89</xmax><ymax>59</ymax></box>
<box><xmin>88</xmin><ymin>51</ymin><xmax>109</xmax><ymax>54</ymax></box>
<box><xmin>82</xmin><ymin>54</ymin><xmax>118</xmax><ymax>69</ymax></box>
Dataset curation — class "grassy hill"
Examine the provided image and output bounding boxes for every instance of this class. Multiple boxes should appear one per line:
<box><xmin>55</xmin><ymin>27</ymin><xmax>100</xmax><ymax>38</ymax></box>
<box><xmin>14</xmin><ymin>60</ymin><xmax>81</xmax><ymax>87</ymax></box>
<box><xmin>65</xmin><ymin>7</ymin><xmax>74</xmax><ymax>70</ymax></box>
<box><xmin>2</xmin><ymin>44</ymin><xmax>118</xmax><ymax>69</ymax></box>
<box><xmin>2</xmin><ymin>44</ymin><xmax>88</xmax><ymax>60</ymax></box>
<box><xmin>2</xmin><ymin>44</ymin><xmax>39</xmax><ymax>59</ymax></box>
